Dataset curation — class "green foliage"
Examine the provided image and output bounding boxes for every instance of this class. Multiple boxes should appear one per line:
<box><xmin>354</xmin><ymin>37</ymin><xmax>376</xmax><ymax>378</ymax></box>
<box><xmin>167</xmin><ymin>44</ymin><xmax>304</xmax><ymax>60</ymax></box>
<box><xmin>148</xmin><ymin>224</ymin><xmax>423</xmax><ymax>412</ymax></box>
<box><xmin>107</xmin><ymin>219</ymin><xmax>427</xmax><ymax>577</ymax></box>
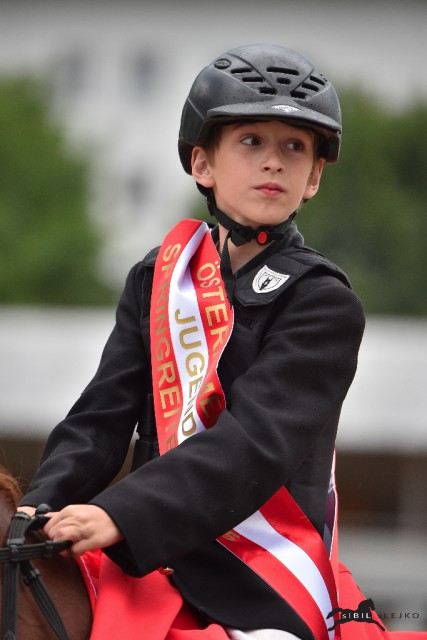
<box><xmin>189</xmin><ymin>91</ymin><xmax>427</xmax><ymax>315</ymax></box>
<box><xmin>298</xmin><ymin>92</ymin><xmax>427</xmax><ymax>315</ymax></box>
<box><xmin>0</xmin><ymin>76</ymin><xmax>115</xmax><ymax>305</ymax></box>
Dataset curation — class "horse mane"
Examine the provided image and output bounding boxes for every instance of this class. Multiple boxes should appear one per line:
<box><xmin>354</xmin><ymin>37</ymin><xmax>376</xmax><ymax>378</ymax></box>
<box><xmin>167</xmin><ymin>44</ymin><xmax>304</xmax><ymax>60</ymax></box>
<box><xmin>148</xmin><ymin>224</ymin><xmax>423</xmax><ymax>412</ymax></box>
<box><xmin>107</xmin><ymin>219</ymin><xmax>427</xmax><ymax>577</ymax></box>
<box><xmin>0</xmin><ymin>464</ymin><xmax>23</xmax><ymax>511</ymax></box>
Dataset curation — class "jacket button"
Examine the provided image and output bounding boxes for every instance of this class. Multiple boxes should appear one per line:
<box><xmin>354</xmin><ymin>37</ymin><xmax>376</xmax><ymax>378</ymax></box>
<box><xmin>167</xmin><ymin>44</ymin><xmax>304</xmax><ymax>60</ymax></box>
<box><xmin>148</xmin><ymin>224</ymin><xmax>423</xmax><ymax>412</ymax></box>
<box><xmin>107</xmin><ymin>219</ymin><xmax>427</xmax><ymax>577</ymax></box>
<box><xmin>158</xmin><ymin>566</ymin><xmax>174</xmax><ymax>576</ymax></box>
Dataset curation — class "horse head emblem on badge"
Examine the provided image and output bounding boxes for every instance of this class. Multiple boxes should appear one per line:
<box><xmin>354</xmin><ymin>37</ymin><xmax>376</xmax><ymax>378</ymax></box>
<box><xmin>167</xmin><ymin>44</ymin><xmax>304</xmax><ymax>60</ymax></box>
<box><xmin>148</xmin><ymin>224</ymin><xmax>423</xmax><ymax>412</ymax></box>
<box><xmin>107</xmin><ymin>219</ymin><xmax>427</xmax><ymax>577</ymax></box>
<box><xmin>252</xmin><ymin>266</ymin><xmax>290</xmax><ymax>294</ymax></box>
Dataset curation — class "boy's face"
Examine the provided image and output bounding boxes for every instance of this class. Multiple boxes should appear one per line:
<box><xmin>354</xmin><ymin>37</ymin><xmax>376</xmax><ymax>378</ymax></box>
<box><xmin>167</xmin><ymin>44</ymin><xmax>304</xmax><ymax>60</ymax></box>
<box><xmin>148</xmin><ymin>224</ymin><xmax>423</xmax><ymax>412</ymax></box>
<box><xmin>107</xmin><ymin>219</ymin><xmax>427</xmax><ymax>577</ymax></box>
<box><xmin>192</xmin><ymin>120</ymin><xmax>325</xmax><ymax>229</ymax></box>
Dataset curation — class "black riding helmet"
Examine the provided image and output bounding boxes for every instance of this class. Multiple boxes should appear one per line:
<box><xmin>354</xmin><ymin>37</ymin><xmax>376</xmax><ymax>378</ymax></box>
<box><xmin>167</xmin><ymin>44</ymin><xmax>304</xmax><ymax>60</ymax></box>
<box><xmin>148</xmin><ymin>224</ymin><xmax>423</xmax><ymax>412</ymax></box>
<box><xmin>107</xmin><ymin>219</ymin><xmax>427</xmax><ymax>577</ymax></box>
<box><xmin>178</xmin><ymin>44</ymin><xmax>342</xmax><ymax>303</ymax></box>
<box><xmin>179</xmin><ymin>43</ymin><xmax>342</xmax><ymax>175</ymax></box>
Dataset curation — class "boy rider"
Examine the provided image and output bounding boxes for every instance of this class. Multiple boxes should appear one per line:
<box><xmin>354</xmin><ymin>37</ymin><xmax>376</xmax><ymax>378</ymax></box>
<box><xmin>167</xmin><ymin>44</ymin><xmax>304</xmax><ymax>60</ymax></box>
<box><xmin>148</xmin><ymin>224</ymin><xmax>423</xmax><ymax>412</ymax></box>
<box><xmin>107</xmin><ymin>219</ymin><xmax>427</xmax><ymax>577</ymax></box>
<box><xmin>19</xmin><ymin>44</ymin><xmax>365</xmax><ymax>640</ymax></box>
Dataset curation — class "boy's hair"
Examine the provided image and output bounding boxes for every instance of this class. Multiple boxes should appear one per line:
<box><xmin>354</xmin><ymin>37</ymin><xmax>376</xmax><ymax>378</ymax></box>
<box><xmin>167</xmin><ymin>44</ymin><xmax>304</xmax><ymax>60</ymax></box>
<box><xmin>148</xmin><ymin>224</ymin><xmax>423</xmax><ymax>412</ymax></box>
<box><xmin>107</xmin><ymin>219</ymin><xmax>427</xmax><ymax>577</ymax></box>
<box><xmin>202</xmin><ymin>124</ymin><xmax>223</xmax><ymax>165</ymax></box>
<box><xmin>179</xmin><ymin>43</ymin><xmax>341</xmax><ymax>176</ymax></box>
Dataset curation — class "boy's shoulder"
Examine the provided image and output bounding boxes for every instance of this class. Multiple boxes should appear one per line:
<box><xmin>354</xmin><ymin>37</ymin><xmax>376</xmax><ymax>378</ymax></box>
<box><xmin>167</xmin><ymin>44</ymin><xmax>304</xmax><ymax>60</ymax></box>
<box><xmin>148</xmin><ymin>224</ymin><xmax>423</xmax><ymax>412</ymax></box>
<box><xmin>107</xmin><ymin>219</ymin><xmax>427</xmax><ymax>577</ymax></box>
<box><xmin>277</xmin><ymin>243</ymin><xmax>350</xmax><ymax>285</ymax></box>
<box><xmin>141</xmin><ymin>246</ymin><xmax>160</xmax><ymax>267</ymax></box>
<box><xmin>233</xmin><ymin>243</ymin><xmax>354</xmax><ymax>308</ymax></box>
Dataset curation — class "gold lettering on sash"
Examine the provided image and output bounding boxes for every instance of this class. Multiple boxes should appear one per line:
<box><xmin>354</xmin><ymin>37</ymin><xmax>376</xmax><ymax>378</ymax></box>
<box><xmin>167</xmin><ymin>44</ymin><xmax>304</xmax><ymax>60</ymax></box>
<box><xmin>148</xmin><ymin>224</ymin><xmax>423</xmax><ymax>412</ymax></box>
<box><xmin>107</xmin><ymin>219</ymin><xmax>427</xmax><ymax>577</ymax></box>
<box><xmin>175</xmin><ymin>310</ymin><xmax>202</xmax><ymax>351</ymax></box>
<box><xmin>186</xmin><ymin>352</ymin><xmax>205</xmax><ymax>377</ymax></box>
<box><xmin>193</xmin><ymin>381</ymin><xmax>223</xmax><ymax>426</ymax></box>
<box><xmin>173</xmin><ymin>310</ymin><xmax>206</xmax><ymax>438</ymax></box>
<box><xmin>155</xmin><ymin>312</ymin><xmax>168</xmax><ymax>337</ymax></box>
<box><xmin>175</xmin><ymin>310</ymin><xmax>195</xmax><ymax>325</ymax></box>
<box><xmin>205</xmin><ymin>303</ymin><xmax>228</xmax><ymax>327</ymax></box>
<box><xmin>159</xmin><ymin>385</ymin><xmax>181</xmax><ymax>411</ymax></box>
<box><xmin>164</xmin><ymin>407</ymin><xmax>181</xmax><ymax>418</ymax></box>
<box><xmin>196</xmin><ymin>262</ymin><xmax>230</xmax><ymax>356</ymax></box>
<box><xmin>157</xmin><ymin>360</ymin><xmax>176</xmax><ymax>386</ymax></box>
<box><xmin>201</xmin><ymin>286</ymin><xmax>225</xmax><ymax>301</ymax></box>
<box><xmin>197</xmin><ymin>262</ymin><xmax>220</xmax><ymax>287</ymax></box>
<box><xmin>155</xmin><ymin>336</ymin><xmax>170</xmax><ymax>361</ymax></box>
<box><xmin>153</xmin><ymin>240</ymin><xmax>232</xmax><ymax>447</ymax></box>
<box><xmin>152</xmin><ymin>242</ymin><xmax>184</xmax><ymax>435</ymax></box>
<box><xmin>179</xmin><ymin>326</ymin><xmax>202</xmax><ymax>350</ymax></box>
<box><xmin>188</xmin><ymin>378</ymin><xmax>203</xmax><ymax>401</ymax></box>
<box><xmin>210</xmin><ymin>326</ymin><xmax>230</xmax><ymax>353</ymax></box>
<box><xmin>165</xmin><ymin>433</ymin><xmax>178</xmax><ymax>451</ymax></box>
<box><xmin>181</xmin><ymin>412</ymin><xmax>197</xmax><ymax>436</ymax></box>
<box><xmin>163</xmin><ymin>243</ymin><xmax>181</xmax><ymax>263</ymax></box>
<box><xmin>222</xmin><ymin>530</ymin><xmax>241</xmax><ymax>542</ymax></box>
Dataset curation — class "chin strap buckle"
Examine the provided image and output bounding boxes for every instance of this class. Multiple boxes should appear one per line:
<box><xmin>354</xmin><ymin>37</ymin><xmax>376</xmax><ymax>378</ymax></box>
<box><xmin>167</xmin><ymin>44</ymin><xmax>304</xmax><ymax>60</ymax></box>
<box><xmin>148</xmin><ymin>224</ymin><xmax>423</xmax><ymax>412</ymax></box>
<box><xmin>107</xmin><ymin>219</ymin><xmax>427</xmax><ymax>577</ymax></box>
<box><xmin>256</xmin><ymin>230</ymin><xmax>269</xmax><ymax>245</ymax></box>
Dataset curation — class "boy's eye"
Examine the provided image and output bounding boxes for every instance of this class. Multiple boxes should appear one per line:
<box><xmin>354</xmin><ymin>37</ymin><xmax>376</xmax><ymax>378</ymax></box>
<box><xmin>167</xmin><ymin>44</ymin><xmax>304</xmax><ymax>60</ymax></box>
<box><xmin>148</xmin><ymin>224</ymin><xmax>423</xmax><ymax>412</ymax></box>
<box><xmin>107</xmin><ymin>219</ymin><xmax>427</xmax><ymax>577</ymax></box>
<box><xmin>287</xmin><ymin>140</ymin><xmax>304</xmax><ymax>151</ymax></box>
<box><xmin>241</xmin><ymin>135</ymin><xmax>261</xmax><ymax>146</ymax></box>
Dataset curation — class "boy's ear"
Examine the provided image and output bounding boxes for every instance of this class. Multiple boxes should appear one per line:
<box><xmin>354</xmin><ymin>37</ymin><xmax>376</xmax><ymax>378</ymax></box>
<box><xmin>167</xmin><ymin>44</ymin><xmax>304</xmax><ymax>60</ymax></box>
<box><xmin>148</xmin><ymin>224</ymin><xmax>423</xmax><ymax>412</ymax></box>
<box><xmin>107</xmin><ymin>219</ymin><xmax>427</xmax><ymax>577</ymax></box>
<box><xmin>191</xmin><ymin>147</ymin><xmax>215</xmax><ymax>189</ymax></box>
<box><xmin>304</xmin><ymin>159</ymin><xmax>326</xmax><ymax>200</ymax></box>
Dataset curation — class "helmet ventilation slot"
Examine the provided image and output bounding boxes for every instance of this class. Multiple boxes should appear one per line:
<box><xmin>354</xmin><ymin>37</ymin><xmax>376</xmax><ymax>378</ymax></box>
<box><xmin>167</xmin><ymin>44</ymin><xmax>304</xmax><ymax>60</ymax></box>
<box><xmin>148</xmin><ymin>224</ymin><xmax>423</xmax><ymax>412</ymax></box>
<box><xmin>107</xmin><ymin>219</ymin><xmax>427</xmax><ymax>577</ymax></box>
<box><xmin>231</xmin><ymin>67</ymin><xmax>265</xmax><ymax>85</ymax></box>
<box><xmin>227</xmin><ymin>60</ymin><xmax>328</xmax><ymax>102</ymax></box>
<box><xmin>309</xmin><ymin>74</ymin><xmax>327</xmax><ymax>86</ymax></box>
<box><xmin>266</xmin><ymin>66</ymin><xmax>301</xmax><ymax>90</ymax></box>
<box><xmin>301</xmin><ymin>82</ymin><xmax>320</xmax><ymax>93</ymax></box>
<box><xmin>241</xmin><ymin>76</ymin><xmax>264</xmax><ymax>83</ymax></box>
<box><xmin>259</xmin><ymin>87</ymin><xmax>277</xmax><ymax>95</ymax></box>
<box><xmin>291</xmin><ymin>90</ymin><xmax>308</xmax><ymax>100</ymax></box>
<box><xmin>231</xmin><ymin>66</ymin><xmax>253</xmax><ymax>74</ymax></box>
<box><xmin>292</xmin><ymin>79</ymin><xmax>324</xmax><ymax>101</ymax></box>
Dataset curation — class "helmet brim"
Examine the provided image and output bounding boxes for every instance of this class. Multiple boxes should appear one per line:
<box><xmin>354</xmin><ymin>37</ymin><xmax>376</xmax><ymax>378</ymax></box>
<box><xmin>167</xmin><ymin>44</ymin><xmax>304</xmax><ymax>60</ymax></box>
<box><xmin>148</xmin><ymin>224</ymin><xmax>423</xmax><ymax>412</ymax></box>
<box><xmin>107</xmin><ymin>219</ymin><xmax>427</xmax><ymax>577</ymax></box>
<box><xmin>208</xmin><ymin>101</ymin><xmax>341</xmax><ymax>134</ymax></box>
<box><xmin>179</xmin><ymin>102</ymin><xmax>341</xmax><ymax>174</ymax></box>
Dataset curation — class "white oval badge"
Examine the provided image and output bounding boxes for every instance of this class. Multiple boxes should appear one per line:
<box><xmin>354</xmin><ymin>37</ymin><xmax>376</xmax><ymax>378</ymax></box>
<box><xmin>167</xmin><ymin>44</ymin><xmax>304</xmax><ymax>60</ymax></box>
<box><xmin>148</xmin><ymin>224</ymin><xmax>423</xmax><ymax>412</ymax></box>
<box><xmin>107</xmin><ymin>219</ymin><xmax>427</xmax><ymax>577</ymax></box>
<box><xmin>271</xmin><ymin>105</ymin><xmax>300</xmax><ymax>114</ymax></box>
<box><xmin>252</xmin><ymin>265</ymin><xmax>290</xmax><ymax>294</ymax></box>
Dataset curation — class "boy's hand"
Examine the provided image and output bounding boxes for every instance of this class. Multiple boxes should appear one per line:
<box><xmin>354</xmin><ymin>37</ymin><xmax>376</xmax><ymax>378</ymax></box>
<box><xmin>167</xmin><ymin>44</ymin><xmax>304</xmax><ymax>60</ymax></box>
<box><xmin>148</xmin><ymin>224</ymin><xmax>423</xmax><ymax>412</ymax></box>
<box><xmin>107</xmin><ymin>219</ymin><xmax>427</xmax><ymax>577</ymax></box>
<box><xmin>43</xmin><ymin>504</ymin><xmax>123</xmax><ymax>556</ymax></box>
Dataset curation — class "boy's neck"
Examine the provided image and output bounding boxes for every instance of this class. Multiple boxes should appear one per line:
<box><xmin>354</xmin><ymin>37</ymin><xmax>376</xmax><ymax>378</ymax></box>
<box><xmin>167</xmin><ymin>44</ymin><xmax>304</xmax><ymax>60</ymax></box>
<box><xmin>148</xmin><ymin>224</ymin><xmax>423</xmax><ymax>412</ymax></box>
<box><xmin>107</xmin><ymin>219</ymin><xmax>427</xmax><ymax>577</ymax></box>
<box><xmin>218</xmin><ymin>224</ymin><xmax>273</xmax><ymax>273</ymax></box>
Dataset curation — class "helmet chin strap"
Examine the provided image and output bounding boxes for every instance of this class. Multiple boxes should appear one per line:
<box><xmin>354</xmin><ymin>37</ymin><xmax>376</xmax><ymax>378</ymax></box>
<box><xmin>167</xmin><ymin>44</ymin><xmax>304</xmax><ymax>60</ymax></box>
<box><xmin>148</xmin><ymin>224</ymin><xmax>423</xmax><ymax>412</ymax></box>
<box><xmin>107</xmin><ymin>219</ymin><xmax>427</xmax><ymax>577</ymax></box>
<box><xmin>206</xmin><ymin>191</ymin><xmax>295</xmax><ymax>247</ymax></box>
<box><xmin>205</xmin><ymin>189</ymin><xmax>296</xmax><ymax>305</ymax></box>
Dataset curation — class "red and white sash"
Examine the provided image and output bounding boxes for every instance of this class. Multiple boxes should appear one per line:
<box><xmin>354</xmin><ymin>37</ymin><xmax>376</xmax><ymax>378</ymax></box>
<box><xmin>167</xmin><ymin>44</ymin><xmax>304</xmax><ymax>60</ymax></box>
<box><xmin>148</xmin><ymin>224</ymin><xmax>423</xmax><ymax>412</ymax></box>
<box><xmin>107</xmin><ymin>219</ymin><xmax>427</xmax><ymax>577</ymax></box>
<box><xmin>150</xmin><ymin>219</ymin><xmax>340</xmax><ymax>640</ymax></box>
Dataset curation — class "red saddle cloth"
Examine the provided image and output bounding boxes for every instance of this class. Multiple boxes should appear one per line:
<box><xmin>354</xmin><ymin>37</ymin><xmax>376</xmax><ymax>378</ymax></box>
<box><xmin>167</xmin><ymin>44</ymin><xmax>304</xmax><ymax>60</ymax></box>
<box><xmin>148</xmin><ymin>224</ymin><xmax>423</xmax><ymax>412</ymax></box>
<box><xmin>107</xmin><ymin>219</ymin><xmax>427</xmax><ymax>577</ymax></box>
<box><xmin>76</xmin><ymin>552</ymin><xmax>427</xmax><ymax>640</ymax></box>
<box><xmin>77</xmin><ymin>551</ymin><xmax>228</xmax><ymax>639</ymax></box>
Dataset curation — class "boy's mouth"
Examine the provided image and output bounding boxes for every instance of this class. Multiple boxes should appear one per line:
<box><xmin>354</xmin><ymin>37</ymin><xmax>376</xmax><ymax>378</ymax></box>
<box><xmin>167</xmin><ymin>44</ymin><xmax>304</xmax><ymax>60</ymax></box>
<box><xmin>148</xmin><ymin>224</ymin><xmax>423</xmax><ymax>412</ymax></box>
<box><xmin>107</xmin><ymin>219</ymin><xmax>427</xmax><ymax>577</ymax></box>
<box><xmin>256</xmin><ymin>182</ymin><xmax>284</xmax><ymax>196</ymax></box>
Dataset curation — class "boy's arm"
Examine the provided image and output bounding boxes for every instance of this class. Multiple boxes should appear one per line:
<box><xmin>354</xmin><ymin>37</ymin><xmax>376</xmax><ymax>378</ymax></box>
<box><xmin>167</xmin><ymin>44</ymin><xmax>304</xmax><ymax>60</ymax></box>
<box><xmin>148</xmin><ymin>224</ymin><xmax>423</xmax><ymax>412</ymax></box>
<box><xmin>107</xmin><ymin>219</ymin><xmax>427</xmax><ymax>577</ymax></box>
<box><xmin>19</xmin><ymin>262</ymin><xmax>149</xmax><ymax>510</ymax></box>
<box><xmin>91</xmin><ymin>279</ymin><xmax>365</xmax><ymax>577</ymax></box>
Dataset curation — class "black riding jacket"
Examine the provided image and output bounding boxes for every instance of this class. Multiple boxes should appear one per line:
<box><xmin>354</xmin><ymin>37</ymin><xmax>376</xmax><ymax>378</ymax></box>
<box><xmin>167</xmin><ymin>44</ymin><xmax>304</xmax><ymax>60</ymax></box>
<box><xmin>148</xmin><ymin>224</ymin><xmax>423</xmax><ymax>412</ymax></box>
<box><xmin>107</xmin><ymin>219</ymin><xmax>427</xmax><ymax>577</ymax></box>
<box><xmin>21</xmin><ymin>224</ymin><xmax>365</xmax><ymax>637</ymax></box>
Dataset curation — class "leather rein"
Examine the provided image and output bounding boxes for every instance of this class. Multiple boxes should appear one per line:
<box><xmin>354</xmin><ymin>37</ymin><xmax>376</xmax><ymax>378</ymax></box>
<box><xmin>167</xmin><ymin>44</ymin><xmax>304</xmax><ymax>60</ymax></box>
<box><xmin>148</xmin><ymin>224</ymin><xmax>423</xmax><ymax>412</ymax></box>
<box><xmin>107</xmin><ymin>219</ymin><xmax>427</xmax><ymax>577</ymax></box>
<box><xmin>0</xmin><ymin>505</ymin><xmax>72</xmax><ymax>640</ymax></box>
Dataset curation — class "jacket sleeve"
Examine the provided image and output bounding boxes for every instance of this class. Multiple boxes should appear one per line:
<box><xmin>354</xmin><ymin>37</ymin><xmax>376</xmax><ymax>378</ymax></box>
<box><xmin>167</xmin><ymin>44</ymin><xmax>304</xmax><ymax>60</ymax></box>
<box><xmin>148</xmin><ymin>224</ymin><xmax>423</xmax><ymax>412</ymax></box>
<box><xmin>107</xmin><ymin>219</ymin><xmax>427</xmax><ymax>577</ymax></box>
<box><xmin>20</xmin><ymin>262</ymin><xmax>150</xmax><ymax>510</ymax></box>
<box><xmin>90</xmin><ymin>279</ymin><xmax>365</xmax><ymax>577</ymax></box>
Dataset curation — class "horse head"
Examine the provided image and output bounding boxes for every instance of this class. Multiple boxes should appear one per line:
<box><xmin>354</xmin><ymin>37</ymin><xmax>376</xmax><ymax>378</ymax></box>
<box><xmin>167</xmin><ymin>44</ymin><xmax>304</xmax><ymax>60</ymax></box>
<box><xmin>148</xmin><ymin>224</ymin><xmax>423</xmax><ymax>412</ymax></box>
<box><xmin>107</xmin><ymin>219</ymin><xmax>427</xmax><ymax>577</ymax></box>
<box><xmin>0</xmin><ymin>466</ymin><xmax>93</xmax><ymax>639</ymax></box>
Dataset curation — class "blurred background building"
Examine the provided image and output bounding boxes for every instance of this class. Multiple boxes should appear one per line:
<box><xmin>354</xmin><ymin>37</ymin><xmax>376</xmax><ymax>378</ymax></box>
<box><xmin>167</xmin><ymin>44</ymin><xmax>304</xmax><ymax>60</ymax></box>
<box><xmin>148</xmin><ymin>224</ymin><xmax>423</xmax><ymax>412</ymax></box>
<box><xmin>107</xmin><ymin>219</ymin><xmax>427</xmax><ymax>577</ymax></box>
<box><xmin>1</xmin><ymin>0</ymin><xmax>426</xmax><ymax>631</ymax></box>
<box><xmin>1</xmin><ymin>0</ymin><xmax>426</xmax><ymax>284</ymax></box>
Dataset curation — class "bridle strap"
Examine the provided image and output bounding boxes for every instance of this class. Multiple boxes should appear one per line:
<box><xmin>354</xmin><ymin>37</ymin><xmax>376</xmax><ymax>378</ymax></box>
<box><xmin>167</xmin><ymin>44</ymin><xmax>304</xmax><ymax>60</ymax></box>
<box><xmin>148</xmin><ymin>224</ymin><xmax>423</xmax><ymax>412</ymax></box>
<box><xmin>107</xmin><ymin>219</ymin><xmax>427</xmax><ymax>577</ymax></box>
<box><xmin>0</xmin><ymin>539</ymin><xmax>71</xmax><ymax>564</ymax></box>
<box><xmin>1</xmin><ymin>508</ymin><xmax>72</xmax><ymax>640</ymax></box>
<box><xmin>20</xmin><ymin>559</ymin><xmax>70</xmax><ymax>640</ymax></box>
<box><xmin>2</xmin><ymin>512</ymin><xmax>32</xmax><ymax>640</ymax></box>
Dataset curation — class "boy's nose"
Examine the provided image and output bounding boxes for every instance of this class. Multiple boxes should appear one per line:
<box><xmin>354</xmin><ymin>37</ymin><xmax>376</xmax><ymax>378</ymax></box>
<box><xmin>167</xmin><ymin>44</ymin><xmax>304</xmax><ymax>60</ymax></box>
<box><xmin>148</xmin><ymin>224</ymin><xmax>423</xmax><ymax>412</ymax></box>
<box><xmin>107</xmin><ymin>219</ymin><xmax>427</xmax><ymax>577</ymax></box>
<box><xmin>261</xmin><ymin>146</ymin><xmax>284</xmax><ymax>172</ymax></box>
